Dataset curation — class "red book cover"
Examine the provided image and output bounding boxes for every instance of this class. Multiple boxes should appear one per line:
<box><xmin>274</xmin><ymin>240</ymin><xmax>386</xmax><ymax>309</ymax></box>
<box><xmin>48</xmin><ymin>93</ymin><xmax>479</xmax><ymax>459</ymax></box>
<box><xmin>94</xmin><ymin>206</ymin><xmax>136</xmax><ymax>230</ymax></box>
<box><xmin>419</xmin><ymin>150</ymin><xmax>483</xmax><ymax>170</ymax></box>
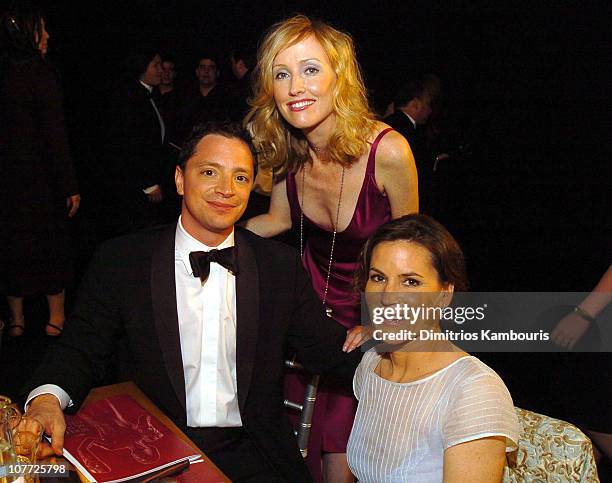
<box><xmin>62</xmin><ymin>394</ymin><xmax>206</xmax><ymax>483</ymax></box>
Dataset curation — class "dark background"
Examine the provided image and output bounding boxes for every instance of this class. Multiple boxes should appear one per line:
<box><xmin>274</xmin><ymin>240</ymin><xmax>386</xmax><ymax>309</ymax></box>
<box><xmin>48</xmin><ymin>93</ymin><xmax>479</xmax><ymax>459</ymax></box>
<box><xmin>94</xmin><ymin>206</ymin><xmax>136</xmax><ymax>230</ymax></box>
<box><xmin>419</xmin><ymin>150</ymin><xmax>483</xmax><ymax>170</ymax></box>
<box><xmin>1</xmin><ymin>0</ymin><xmax>610</xmax><ymax>450</ymax></box>
<box><xmin>32</xmin><ymin>0</ymin><xmax>609</xmax><ymax>290</ymax></box>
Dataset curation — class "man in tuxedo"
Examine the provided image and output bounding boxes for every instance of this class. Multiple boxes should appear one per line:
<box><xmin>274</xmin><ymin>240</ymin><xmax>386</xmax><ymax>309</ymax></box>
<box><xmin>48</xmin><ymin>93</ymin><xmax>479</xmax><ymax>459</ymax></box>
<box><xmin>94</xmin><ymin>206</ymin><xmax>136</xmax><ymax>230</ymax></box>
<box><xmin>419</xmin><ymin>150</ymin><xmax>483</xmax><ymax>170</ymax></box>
<box><xmin>24</xmin><ymin>122</ymin><xmax>361</xmax><ymax>482</ymax></box>
<box><xmin>385</xmin><ymin>80</ymin><xmax>433</xmax><ymax>157</ymax></box>
<box><xmin>111</xmin><ymin>49</ymin><xmax>167</xmax><ymax>232</ymax></box>
<box><xmin>385</xmin><ymin>80</ymin><xmax>433</xmax><ymax>212</ymax></box>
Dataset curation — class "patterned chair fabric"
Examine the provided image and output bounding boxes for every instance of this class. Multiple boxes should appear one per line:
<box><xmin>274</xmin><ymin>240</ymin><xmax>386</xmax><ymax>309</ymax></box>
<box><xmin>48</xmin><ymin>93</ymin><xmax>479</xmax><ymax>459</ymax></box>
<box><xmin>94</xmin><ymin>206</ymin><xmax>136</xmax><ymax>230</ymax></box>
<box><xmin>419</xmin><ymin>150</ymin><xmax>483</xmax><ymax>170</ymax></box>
<box><xmin>503</xmin><ymin>407</ymin><xmax>599</xmax><ymax>482</ymax></box>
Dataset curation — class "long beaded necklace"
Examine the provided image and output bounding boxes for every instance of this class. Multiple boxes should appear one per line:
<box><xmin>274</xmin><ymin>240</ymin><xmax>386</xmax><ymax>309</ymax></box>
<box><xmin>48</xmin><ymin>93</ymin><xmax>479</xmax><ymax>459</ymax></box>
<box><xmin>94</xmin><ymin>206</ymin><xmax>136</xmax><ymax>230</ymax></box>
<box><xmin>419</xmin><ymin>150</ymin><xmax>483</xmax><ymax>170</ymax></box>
<box><xmin>300</xmin><ymin>150</ymin><xmax>345</xmax><ymax>318</ymax></box>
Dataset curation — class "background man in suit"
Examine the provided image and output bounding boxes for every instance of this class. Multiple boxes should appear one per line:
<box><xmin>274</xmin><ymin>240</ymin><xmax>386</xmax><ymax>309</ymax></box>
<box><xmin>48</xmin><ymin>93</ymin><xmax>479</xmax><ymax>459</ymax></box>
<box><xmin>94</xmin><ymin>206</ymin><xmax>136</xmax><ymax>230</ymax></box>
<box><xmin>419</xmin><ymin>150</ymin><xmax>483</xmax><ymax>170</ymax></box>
<box><xmin>23</xmin><ymin>122</ymin><xmax>361</xmax><ymax>482</ymax></box>
<box><xmin>158</xmin><ymin>55</ymin><xmax>181</xmax><ymax>138</ymax></box>
<box><xmin>159</xmin><ymin>56</ymin><xmax>177</xmax><ymax>96</ymax></box>
<box><xmin>110</xmin><ymin>49</ymin><xmax>167</xmax><ymax>233</ymax></box>
<box><xmin>386</xmin><ymin>79</ymin><xmax>434</xmax><ymax>212</ymax></box>
<box><xmin>178</xmin><ymin>55</ymin><xmax>229</xmax><ymax>143</ymax></box>
<box><xmin>228</xmin><ymin>47</ymin><xmax>254</xmax><ymax>122</ymax></box>
<box><xmin>385</xmin><ymin>79</ymin><xmax>433</xmax><ymax>147</ymax></box>
<box><xmin>157</xmin><ymin>53</ymin><xmax>184</xmax><ymax>221</ymax></box>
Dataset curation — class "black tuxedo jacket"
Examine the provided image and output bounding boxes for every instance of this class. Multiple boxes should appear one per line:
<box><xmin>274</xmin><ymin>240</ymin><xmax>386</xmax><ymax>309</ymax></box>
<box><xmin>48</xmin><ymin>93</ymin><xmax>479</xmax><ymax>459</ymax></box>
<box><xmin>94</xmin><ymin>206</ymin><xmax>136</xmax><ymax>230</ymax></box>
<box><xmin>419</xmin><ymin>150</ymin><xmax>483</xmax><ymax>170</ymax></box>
<box><xmin>113</xmin><ymin>82</ymin><xmax>166</xmax><ymax>195</ymax></box>
<box><xmin>26</xmin><ymin>224</ymin><xmax>360</xmax><ymax>481</ymax></box>
<box><xmin>386</xmin><ymin>110</ymin><xmax>416</xmax><ymax>141</ymax></box>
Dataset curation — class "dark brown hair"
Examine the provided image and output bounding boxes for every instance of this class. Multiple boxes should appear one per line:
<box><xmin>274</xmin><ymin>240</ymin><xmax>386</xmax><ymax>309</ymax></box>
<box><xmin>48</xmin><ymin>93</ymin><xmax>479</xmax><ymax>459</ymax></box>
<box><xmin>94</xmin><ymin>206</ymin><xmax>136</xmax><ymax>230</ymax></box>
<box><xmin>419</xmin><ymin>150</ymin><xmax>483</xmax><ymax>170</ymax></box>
<box><xmin>355</xmin><ymin>214</ymin><xmax>469</xmax><ymax>292</ymax></box>
<box><xmin>177</xmin><ymin>120</ymin><xmax>258</xmax><ymax>175</ymax></box>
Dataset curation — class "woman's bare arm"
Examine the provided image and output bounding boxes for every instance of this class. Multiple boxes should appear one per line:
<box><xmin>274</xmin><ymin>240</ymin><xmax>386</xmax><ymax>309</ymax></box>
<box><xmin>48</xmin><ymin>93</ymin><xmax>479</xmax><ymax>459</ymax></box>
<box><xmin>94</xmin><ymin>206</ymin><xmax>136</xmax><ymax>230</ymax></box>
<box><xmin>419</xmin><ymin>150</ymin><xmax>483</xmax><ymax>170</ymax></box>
<box><xmin>551</xmin><ymin>263</ymin><xmax>612</xmax><ymax>349</ymax></box>
<box><xmin>243</xmin><ymin>177</ymin><xmax>293</xmax><ymax>237</ymax></box>
<box><xmin>443</xmin><ymin>436</ymin><xmax>507</xmax><ymax>483</ymax></box>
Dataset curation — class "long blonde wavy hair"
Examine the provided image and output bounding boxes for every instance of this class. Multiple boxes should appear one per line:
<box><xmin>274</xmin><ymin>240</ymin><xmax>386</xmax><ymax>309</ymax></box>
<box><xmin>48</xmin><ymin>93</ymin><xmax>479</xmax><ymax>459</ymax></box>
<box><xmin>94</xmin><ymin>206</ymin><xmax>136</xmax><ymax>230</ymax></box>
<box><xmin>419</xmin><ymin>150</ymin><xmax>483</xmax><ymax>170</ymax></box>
<box><xmin>245</xmin><ymin>15</ymin><xmax>377</xmax><ymax>175</ymax></box>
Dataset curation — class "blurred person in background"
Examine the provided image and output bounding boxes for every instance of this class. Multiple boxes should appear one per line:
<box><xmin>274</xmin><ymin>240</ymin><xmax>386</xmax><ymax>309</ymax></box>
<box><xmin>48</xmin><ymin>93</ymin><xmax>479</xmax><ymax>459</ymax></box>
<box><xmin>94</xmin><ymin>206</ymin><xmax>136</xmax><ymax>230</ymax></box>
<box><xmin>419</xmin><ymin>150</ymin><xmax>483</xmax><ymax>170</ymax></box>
<box><xmin>228</xmin><ymin>46</ymin><xmax>255</xmax><ymax>122</ymax></box>
<box><xmin>178</xmin><ymin>54</ymin><xmax>229</xmax><ymax>143</ymax></box>
<box><xmin>109</xmin><ymin>48</ymin><xmax>167</xmax><ymax>233</ymax></box>
<box><xmin>159</xmin><ymin>55</ymin><xmax>177</xmax><ymax>96</ymax></box>
<box><xmin>385</xmin><ymin>78</ymin><xmax>434</xmax><ymax>212</ymax></box>
<box><xmin>0</xmin><ymin>3</ymin><xmax>80</xmax><ymax>337</ymax></box>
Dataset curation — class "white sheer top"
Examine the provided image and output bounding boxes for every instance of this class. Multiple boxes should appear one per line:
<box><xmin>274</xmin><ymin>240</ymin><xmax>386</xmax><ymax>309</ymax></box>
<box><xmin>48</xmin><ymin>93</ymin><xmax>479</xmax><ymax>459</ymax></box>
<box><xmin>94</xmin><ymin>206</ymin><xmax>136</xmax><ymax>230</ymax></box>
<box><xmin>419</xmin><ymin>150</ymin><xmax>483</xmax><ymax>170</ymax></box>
<box><xmin>347</xmin><ymin>351</ymin><xmax>519</xmax><ymax>482</ymax></box>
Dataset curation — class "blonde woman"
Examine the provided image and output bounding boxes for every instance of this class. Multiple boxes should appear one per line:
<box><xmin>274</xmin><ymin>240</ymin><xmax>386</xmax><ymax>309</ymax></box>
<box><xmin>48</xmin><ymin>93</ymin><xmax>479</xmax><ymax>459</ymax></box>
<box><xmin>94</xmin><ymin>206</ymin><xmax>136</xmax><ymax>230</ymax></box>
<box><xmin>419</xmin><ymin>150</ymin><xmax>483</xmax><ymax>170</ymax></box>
<box><xmin>244</xmin><ymin>15</ymin><xmax>418</xmax><ymax>482</ymax></box>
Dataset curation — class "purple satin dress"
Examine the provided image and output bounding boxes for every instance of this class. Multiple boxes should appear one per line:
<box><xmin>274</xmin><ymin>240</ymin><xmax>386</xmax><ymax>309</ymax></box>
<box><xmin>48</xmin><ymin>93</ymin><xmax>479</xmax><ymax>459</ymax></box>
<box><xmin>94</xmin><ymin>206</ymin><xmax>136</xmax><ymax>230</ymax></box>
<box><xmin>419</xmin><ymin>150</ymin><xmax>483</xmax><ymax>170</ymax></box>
<box><xmin>285</xmin><ymin>128</ymin><xmax>393</xmax><ymax>481</ymax></box>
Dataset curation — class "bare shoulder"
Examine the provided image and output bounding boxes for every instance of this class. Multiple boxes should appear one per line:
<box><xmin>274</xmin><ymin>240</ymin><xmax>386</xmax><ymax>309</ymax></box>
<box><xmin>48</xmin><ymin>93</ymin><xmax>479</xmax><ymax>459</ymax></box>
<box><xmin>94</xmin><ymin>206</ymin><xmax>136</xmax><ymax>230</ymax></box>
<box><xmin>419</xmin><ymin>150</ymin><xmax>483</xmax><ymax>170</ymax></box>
<box><xmin>366</xmin><ymin>122</ymin><xmax>418</xmax><ymax>214</ymax></box>
<box><xmin>369</xmin><ymin>122</ymin><xmax>414</xmax><ymax>174</ymax></box>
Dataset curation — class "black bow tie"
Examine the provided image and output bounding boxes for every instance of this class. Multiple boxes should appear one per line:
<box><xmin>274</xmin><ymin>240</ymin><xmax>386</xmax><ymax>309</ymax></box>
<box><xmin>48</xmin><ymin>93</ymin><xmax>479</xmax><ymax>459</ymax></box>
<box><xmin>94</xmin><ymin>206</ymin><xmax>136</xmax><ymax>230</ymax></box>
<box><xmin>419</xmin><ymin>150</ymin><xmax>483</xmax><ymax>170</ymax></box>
<box><xmin>189</xmin><ymin>248</ymin><xmax>239</xmax><ymax>282</ymax></box>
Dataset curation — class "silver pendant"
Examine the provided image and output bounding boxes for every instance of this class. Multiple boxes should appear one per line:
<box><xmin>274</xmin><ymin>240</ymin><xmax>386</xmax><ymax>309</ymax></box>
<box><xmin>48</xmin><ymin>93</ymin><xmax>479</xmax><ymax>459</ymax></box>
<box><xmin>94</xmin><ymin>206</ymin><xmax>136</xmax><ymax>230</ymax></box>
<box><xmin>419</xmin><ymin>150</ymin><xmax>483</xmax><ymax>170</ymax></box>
<box><xmin>325</xmin><ymin>306</ymin><xmax>333</xmax><ymax>318</ymax></box>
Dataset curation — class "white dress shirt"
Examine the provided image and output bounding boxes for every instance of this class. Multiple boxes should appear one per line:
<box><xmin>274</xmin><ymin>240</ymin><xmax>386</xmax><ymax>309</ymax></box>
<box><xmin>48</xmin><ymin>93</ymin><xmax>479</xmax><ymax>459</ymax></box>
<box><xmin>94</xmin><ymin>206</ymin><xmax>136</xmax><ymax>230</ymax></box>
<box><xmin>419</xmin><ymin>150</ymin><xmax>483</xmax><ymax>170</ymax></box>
<box><xmin>175</xmin><ymin>217</ymin><xmax>242</xmax><ymax>427</ymax></box>
<box><xmin>27</xmin><ymin>217</ymin><xmax>242</xmax><ymax>428</ymax></box>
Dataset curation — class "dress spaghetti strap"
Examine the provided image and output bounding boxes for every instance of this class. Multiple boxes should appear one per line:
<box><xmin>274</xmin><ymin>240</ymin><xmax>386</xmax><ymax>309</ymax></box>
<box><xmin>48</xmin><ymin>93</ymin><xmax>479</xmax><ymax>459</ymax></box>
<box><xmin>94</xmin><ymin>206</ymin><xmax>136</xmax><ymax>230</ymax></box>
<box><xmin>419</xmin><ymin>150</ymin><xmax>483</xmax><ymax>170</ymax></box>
<box><xmin>366</xmin><ymin>127</ymin><xmax>394</xmax><ymax>175</ymax></box>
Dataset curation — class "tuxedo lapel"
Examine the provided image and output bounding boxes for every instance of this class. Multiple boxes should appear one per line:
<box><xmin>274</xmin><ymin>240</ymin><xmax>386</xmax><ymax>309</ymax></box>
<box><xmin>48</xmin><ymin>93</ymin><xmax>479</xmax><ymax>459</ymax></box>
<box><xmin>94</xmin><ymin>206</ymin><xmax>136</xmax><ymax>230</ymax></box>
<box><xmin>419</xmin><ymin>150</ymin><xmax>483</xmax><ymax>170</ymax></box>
<box><xmin>150</xmin><ymin>223</ymin><xmax>187</xmax><ymax>411</ymax></box>
<box><xmin>234</xmin><ymin>229</ymin><xmax>260</xmax><ymax>413</ymax></box>
<box><xmin>401</xmin><ymin>114</ymin><xmax>416</xmax><ymax>137</ymax></box>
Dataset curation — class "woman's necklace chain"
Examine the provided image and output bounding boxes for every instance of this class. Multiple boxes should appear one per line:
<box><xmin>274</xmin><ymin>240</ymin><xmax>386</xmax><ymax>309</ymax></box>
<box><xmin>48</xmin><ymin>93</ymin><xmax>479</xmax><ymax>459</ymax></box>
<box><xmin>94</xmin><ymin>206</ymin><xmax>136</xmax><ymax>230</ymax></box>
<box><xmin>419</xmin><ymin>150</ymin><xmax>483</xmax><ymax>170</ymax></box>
<box><xmin>300</xmin><ymin>162</ymin><xmax>345</xmax><ymax>318</ymax></box>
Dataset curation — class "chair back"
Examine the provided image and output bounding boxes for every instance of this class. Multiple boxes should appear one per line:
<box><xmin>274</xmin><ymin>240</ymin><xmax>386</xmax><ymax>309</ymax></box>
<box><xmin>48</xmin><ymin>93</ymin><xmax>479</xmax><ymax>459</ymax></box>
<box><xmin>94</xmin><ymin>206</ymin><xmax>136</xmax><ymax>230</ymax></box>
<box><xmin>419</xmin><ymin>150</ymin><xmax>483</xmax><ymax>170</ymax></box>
<box><xmin>503</xmin><ymin>407</ymin><xmax>599</xmax><ymax>482</ymax></box>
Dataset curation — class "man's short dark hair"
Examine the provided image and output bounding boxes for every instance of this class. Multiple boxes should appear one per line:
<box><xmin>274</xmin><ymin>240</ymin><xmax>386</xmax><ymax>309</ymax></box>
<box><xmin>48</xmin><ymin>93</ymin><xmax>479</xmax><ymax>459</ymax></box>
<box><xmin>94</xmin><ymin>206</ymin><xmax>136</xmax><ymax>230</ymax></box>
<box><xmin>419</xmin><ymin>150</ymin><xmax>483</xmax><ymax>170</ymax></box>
<box><xmin>355</xmin><ymin>214</ymin><xmax>469</xmax><ymax>292</ymax></box>
<box><xmin>126</xmin><ymin>47</ymin><xmax>159</xmax><ymax>80</ymax></box>
<box><xmin>177</xmin><ymin>121</ymin><xmax>258</xmax><ymax>176</ymax></box>
<box><xmin>196</xmin><ymin>53</ymin><xmax>218</xmax><ymax>67</ymax></box>
<box><xmin>231</xmin><ymin>47</ymin><xmax>255</xmax><ymax>70</ymax></box>
<box><xmin>394</xmin><ymin>80</ymin><xmax>426</xmax><ymax>108</ymax></box>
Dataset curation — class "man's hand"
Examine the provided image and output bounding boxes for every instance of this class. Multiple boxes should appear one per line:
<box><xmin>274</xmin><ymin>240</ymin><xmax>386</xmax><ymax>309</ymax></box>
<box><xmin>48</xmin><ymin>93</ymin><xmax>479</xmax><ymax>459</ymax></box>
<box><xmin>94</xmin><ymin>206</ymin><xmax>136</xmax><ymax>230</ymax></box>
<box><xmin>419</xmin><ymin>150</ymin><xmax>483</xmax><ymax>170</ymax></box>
<box><xmin>147</xmin><ymin>186</ymin><xmax>163</xmax><ymax>203</ymax></box>
<box><xmin>25</xmin><ymin>394</ymin><xmax>66</xmax><ymax>458</ymax></box>
<box><xmin>343</xmin><ymin>325</ymin><xmax>373</xmax><ymax>352</ymax></box>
